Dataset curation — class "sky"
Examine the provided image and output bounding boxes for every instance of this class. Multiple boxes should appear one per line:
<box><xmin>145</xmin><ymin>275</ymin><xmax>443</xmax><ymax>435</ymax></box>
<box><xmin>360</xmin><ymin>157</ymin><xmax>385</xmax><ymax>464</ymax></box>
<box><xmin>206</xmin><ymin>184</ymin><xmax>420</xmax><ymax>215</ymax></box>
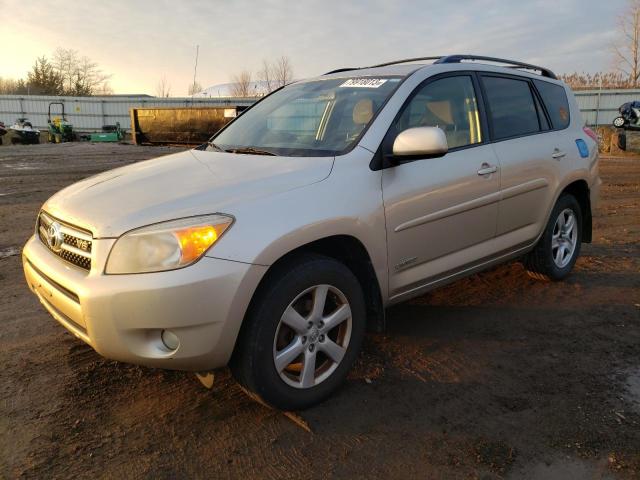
<box><xmin>0</xmin><ymin>0</ymin><xmax>629</xmax><ymax>95</ymax></box>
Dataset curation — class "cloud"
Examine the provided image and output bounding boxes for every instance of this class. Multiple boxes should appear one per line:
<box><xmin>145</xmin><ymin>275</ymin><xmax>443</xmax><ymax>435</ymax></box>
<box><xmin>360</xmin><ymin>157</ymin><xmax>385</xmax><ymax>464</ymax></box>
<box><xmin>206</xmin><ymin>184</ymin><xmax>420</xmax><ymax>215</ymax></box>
<box><xmin>0</xmin><ymin>0</ymin><xmax>629</xmax><ymax>94</ymax></box>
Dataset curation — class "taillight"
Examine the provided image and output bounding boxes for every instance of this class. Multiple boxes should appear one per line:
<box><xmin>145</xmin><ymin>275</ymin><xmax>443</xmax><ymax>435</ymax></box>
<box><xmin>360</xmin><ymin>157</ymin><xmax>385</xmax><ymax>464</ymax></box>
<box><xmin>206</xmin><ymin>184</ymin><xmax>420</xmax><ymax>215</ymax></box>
<box><xmin>583</xmin><ymin>126</ymin><xmax>598</xmax><ymax>142</ymax></box>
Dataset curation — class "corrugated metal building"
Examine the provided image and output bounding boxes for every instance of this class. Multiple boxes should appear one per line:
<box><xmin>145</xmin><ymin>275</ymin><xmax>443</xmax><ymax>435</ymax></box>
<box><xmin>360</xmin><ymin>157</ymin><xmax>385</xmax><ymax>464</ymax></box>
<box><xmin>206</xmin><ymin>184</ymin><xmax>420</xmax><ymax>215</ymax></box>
<box><xmin>573</xmin><ymin>89</ymin><xmax>640</xmax><ymax>126</ymax></box>
<box><xmin>1</xmin><ymin>89</ymin><xmax>640</xmax><ymax>131</ymax></box>
<box><xmin>0</xmin><ymin>95</ymin><xmax>258</xmax><ymax>132</ymax></box>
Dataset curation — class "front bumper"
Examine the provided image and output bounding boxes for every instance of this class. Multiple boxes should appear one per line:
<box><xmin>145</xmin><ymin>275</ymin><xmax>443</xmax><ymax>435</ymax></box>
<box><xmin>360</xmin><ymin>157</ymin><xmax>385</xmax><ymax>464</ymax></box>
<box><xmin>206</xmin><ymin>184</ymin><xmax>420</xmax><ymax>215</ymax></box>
<box><xmin>22</xmin><ymin>235</ymin><xmax>267</xmax><ymax>371</ymax></box>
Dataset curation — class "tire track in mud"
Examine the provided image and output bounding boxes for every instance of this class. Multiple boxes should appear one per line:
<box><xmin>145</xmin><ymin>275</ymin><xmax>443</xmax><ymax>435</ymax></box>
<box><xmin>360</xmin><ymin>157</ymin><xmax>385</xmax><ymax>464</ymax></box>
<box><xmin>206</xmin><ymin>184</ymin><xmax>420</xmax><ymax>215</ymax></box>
<box><xmin>19</xmin><ymin>341</ymin><xmax>329</xmax><ymax>479</ymax></box>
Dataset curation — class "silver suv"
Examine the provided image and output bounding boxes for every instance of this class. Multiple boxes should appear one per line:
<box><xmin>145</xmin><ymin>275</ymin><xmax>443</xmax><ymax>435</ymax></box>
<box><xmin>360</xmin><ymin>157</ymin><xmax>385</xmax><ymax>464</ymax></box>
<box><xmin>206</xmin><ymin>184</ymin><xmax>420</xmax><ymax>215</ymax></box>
<box><xmin>23</xmin><ymin>55</ymin><xmax>600</xmax><ymax>409</ymax></box>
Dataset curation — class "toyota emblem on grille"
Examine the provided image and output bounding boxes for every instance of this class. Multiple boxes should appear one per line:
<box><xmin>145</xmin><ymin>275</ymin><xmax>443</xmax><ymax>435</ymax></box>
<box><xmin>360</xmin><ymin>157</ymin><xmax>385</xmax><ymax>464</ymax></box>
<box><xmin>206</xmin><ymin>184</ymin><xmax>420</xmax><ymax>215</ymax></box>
<box><xmin>46</xmin><ymin>222</ymin><xmax>64</xmax><ymax>252</ymax></box>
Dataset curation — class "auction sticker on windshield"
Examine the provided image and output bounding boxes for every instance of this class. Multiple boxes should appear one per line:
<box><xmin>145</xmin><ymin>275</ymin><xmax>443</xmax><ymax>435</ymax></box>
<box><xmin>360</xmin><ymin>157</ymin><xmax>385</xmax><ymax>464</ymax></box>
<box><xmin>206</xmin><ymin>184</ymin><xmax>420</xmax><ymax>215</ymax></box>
<box><xmin>340</xmin><ymin>78</ymin><xmax>388</xmax><ymax>88</ymax></box>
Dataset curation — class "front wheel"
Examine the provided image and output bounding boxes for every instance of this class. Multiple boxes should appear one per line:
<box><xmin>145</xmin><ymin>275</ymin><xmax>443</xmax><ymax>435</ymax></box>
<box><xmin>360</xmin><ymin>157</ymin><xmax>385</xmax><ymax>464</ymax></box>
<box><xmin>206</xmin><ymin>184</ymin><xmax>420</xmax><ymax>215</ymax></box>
<box><xmin>524</xmin><ymin>194</ymin><xmax>582</xmax><ymax>281</ymax></box>
<box><xmin>230</xmin><ymin>254</ymin><xmax>366</xmax><ymax>410</ymax></box>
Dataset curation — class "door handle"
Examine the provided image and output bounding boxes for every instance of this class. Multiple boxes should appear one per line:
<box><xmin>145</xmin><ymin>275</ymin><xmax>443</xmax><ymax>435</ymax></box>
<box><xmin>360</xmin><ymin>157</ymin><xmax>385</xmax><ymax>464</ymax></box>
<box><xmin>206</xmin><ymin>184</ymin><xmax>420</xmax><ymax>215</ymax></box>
<box><xmin>477</xmin><ymin>163</ymin><xmax>498</xmax><ymax>176</ymax></box>
<box><xmin>552</xmin><ymin>150</ymin><xmax>566</xmax><ymax>160</ymax></box>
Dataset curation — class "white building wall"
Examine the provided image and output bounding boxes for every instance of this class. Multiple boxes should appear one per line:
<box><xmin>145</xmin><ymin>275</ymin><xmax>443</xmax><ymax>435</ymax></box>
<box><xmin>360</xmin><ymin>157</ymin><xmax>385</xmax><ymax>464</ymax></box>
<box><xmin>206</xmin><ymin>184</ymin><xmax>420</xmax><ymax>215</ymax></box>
<box><xmin>0</xmin><ymin>95</ymin><xmax>258</xmax><ymax>131</ymax></box>
<box><xmin>2</xmin><ymin>89</ymin><xmax>640</xmax><ymax>131</ymax></box>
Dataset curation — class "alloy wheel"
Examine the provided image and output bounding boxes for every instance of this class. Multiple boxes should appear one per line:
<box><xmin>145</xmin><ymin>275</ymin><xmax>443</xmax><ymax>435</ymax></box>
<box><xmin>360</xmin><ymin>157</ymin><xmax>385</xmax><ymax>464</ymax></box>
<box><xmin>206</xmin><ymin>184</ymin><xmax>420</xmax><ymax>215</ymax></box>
<box><xmin>552</xmin><ymin>208</ymin><xmax>578</xmax><ymax>268</ymax></box>
<box><xmin>273</xmin><ymin>284</ymin><xmax>352</xmax><ymax>389</ymax></box>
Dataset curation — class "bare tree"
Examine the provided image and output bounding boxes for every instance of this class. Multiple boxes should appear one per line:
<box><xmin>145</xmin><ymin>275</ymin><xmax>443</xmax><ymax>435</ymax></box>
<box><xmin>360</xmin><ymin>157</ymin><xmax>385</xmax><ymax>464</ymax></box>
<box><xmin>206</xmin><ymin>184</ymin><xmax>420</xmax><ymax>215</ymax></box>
<box><xmin>52</xmin><ymin>48</ymin><xmax>76</xmax><ymax>93</ymax></box>
<box><xmin>95</xmin><ymin>82</ymin><xmax>114</xmax><ymax>96</ymax></box>
<box><xmin>258</xmin><ymin>59</ymin><xmax>274</xmax><ymax>94</ymax></box>
<box><xmin>230</xmin><ymin>70</ymin><xmax>253</xmax><ymax>97</ymax></box>
<box><xmin>612</xmin><ymin>0</ymin><xmax>640</xmax><ymax>87</ymax></box>
<box><xmin>0</xmin><ymin>77</ymin><xmax>26</xmax><ymax>94</ymax></box>
<box><xmin>272</xmin><ymin>56</ymin><xmax>293</xmax><ymax>88</ymax></box>
<box><xmin>51</xmin><ymin>48</ymin><xmax>112</xmax><ymax>95</ymax></box>
<box><xmin>257</xmin><ymin>56</ymin><xmax>294</xmax><ymax>94</ymax></box>
<box><xmin>188</xmin><ymin>81</ymin><xmax>202</xmax><ymax>96</ymax></box>
<box><xmin>75</xmin><ymin>55</ymin><xmax>112</xmax><ymax>95</ymax></box>
<box><xmin>156</xmin><ymin>75</ymin><xmax>172</xmax><ymax>97</ymax></box>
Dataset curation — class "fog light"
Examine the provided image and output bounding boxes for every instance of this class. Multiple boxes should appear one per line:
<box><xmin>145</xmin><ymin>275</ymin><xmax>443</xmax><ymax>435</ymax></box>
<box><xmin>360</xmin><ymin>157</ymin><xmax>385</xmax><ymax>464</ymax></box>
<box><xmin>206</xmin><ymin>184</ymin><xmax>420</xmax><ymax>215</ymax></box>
<box><xmin>161</xmin><ymin>329</ymin><xmax>180</xmax><ymax>351</ymax></box>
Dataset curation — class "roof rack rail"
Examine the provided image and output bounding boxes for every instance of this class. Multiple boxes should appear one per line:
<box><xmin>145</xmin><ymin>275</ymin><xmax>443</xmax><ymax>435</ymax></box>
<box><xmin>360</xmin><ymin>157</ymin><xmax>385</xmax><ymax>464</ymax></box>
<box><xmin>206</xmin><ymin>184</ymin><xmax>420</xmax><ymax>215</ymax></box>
<box><xmin>434</xmin><ymin>55</ymin><xmax>557</xmax><ymax>79</ymax></box>
<box><xmin>324</xmin><ymin>55</ymin><xmax>557</xmax><ymax>79</ymax></box>
<box><xmin>323</xmin><ymin>57</ymin><xmax>442</xmax><ymax>75</ymax></box>
<box><xmin>324</xmin><ymin>67</ymin><xmax>359</xmax><ymax>75</ymax></box>
<box><xmin>367</xmin><ymin>56</ymin><xmax>444</xmax><ymax>69</ymax></box>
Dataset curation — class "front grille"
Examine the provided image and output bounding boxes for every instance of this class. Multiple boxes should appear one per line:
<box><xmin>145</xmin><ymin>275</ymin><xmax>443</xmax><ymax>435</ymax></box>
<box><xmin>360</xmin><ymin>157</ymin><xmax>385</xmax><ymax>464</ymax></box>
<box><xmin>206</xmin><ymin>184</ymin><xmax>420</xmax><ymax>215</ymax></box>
<box><xmin>37</xmin><ymin>212</ymin><xmax>92</xmax><ymax>271</ymax></box>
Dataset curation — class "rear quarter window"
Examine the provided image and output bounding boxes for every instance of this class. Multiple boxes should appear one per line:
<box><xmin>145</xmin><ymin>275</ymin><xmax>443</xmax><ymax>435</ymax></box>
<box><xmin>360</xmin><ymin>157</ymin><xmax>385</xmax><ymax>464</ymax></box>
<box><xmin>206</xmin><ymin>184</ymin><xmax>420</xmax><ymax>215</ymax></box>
<box><xmin>482</xmin><ymin>76</ymin><xmax>541</xmax><ymax>140</ymax></box>
<box><xmin>534</xmin><ymin>80</ymin><xmax>571</xmax><ymax>129</ymax></box>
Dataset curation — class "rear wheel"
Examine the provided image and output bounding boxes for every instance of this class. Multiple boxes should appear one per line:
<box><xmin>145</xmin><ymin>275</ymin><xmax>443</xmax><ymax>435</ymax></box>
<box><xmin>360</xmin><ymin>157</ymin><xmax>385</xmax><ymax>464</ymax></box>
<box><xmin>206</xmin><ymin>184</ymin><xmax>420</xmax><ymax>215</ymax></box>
<box><xmin>524</xmin><ymin>194</ymin><xmax>582</xmax><ymax>281</ymax></box>
<box><xmin>230</xmin><ymin>254</ymin><xmax>366</xmax><ymax>410</ymax></box>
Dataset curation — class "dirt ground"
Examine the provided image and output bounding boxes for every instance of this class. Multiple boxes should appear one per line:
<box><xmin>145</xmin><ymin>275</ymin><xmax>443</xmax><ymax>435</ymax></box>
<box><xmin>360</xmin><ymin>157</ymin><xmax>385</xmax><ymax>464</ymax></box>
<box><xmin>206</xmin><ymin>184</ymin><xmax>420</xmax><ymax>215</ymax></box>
<box><xmin>0</xmin><ymin>142</ymin><xmax>638</xmax><ymax>479</ymax></box>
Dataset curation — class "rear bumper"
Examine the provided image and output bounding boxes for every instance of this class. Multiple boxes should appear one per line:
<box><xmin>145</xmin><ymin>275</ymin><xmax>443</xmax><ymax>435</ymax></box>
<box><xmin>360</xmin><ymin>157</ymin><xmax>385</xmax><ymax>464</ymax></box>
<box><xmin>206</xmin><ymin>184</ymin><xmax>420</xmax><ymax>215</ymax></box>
<box><xmin>23</xmin><ymin>235</ymin><xmax>267</xmax><ymax>371</ymax></box>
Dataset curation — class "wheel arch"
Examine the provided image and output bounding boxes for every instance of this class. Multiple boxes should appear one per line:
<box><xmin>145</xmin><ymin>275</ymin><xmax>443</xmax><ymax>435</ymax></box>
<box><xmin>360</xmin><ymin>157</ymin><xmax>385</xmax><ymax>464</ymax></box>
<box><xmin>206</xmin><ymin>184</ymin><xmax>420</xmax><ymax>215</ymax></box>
<box><xmin>560</xmin><ymin>179</ymin><xmax>592</xmax><ymax>243</ymax></box>
<box><xmin>240</xmin><ymin>235</ymin><xmax>385</xmax><ymax>341</ymax></box>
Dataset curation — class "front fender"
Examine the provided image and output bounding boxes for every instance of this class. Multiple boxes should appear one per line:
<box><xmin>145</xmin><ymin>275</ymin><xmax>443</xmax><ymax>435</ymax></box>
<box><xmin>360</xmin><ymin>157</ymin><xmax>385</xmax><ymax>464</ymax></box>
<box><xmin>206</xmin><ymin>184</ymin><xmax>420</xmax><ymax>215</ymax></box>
<box><xmin>205</xmin><ymin>147</ymin><xmax>389</xmax><ymax>300</ymax></box>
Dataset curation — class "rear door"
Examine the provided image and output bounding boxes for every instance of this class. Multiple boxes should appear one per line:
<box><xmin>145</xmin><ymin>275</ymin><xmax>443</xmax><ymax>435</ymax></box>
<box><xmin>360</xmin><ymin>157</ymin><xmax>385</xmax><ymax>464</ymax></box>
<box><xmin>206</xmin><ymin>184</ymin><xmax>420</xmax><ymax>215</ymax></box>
<box><xmin>381</xmin><ymin>74</ymin><xmax>501</xmax><ymax>298</ymax></box>
<box><xmin>480</xmin><ymin>74</ymin><xmax>562</xmax><ymax>246</ymax></box>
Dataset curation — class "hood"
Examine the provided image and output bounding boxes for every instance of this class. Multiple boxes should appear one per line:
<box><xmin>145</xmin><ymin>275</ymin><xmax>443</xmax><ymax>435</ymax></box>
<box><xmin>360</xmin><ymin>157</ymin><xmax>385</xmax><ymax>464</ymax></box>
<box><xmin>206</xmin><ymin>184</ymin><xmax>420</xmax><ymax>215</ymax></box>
<box><xmin>43</xmin><ymin>149</ymin><xmax>334</xmax><ymax>237</ymax></box>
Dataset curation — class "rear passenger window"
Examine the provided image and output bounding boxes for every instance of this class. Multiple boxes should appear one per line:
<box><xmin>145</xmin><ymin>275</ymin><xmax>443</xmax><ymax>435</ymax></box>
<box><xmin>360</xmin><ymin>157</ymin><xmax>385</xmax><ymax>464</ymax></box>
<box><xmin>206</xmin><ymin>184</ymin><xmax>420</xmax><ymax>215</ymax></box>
<box><xmin>534</xmin><ymin>80</ymin><xmax>570</xmax><ymax>129</ymax></box>
<box><xmin>482</xmin><ymin>76</ymin><xmax>540</xmax><ymax>140</ymax></box>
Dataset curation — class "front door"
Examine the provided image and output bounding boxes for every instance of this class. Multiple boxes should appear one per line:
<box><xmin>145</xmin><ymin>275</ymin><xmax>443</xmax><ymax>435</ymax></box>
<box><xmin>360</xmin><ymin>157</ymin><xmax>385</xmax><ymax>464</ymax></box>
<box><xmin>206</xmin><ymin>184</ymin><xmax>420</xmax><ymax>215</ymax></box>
<box><xmin>381</xmin><ymin>74</ymin><xmax>500</xmax><ymax>298</ymax></box>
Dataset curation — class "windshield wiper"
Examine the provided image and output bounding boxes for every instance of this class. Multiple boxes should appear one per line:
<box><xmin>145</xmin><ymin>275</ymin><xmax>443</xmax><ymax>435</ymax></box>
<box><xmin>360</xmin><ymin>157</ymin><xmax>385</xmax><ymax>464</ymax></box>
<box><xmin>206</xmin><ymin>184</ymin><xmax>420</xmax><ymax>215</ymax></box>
<box><xmin>226</xmin><ymin>146</ymin><xmax>277</xmax><ymax>156</ymax></box>
<box><xmin>207</xmin><ymin>141</ymin><xmax>224</xmax><ymax>152</ymax></box>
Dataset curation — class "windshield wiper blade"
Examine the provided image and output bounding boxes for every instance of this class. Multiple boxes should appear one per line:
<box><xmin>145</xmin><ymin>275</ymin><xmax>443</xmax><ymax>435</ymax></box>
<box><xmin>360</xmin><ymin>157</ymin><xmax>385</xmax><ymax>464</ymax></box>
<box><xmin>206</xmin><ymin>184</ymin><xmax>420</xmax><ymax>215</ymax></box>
<box><xmin>227</xmin><ymin>146</ymin><xmax>277</xmax><ymax>156</ymax></box>
<box><xmin>207</xmin><ymin>141</ymin><xmax>224</xmax><ymax>151</ymax></box>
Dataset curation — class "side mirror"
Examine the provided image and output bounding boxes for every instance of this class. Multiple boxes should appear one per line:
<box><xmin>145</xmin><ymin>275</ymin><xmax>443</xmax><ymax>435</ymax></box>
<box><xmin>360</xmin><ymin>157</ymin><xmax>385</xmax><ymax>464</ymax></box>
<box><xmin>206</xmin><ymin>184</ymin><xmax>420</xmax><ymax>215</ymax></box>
<box><xmin>392</xmin><ymin>127</ymin><xmax>448</xmax><ymax>158</ymax></box>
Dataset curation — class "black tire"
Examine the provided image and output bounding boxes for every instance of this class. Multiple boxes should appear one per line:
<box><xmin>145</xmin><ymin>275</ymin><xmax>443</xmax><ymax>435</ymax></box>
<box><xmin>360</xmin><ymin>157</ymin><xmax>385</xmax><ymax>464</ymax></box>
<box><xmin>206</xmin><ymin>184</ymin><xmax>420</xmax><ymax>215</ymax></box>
<box><xmin>613</xmin><ymin>116</ymin><xmax>626</xmax><ymax>129</ymax></box>
<box><xmin>524</xmin><ymin>194</ymin><xmax>582</xmax><ymax>281</ymax></box>
<box><xmin>618</xmin><ymin>133</ymin><xmax>627</xmax><ymax>151</ymax></box>
<box><xmin>230</xmin><ymin>253</ymin><xmax>366</xmax><ymax>410</ymax></box>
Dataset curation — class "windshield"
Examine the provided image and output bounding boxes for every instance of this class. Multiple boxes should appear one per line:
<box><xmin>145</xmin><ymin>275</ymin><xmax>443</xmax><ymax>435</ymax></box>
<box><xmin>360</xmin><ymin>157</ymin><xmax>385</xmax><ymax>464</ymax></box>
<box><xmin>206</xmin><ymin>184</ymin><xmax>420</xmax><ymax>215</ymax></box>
<box><xmin>208</xmin><ymin>76</ymin><xmax>403</xmax><ymax>156</ymax></box>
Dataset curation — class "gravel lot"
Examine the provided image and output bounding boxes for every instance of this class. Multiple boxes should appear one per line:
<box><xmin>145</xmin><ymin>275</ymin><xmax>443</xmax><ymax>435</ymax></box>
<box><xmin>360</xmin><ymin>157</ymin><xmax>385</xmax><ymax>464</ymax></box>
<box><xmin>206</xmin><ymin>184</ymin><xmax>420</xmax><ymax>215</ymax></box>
<box><xmin>1</xmin><ymin>142</ymin><xmax>639</xmax><ymax>479</ymax></box>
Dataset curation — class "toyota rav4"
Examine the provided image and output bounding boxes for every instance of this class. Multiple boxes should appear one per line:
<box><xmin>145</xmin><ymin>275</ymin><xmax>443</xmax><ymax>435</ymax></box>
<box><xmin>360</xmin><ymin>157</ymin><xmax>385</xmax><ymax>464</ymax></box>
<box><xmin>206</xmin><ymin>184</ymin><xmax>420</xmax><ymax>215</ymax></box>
<box><xmin>23</xmin><ymin>55</ymin><xmax>600</xmax><ymax>410</ymax></box>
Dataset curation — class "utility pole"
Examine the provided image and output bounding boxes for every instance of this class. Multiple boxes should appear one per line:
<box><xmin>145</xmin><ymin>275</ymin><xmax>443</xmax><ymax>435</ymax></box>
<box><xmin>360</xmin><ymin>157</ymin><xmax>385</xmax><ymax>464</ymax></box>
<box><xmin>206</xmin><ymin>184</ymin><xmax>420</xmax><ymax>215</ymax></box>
<box><xmin>595</xmin><ymin>77</ymin><xmax>602</xmax><ymax>127</ymax></box>
<box><xmin>191</xmin><ymin>45</ymin><xmax>199</xmax><ymax>102</ymax></box>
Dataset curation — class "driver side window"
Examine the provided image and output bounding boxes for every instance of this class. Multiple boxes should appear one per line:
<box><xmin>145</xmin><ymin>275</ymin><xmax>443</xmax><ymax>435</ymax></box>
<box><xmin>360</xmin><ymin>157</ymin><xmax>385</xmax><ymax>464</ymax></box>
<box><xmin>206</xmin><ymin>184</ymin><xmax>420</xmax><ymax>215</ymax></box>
<box><xmin>396</xmin><ymin>75</ymin><xmax>482</xmax><ymax>149</ymax></box>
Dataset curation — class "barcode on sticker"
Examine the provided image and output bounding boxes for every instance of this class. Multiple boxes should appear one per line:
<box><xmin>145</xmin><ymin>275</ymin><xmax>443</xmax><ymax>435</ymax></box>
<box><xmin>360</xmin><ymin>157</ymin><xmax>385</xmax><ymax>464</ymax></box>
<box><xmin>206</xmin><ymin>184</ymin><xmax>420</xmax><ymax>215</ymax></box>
<box><xmin>339</xmin><ymin>78</ymin><xmax>388</xmax><ymax>88</ymax></box>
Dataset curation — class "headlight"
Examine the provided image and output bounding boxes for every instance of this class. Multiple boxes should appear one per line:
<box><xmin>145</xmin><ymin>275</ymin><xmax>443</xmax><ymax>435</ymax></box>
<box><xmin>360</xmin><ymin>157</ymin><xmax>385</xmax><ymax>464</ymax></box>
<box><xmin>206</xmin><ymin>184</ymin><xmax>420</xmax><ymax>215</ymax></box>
<box><xmin>105</xmin><ymin>214</ymin><xmax>233</xmax><ymax>274</ymax></box>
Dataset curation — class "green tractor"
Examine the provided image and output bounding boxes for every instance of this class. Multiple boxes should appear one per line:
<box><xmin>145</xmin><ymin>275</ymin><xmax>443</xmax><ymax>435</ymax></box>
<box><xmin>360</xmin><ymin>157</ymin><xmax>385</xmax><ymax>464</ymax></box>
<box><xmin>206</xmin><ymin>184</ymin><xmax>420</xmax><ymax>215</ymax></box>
<box><xmin>47</xmin><ymin>102</ymin><xmax>75</xmax><ymax>143</ymax></box>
